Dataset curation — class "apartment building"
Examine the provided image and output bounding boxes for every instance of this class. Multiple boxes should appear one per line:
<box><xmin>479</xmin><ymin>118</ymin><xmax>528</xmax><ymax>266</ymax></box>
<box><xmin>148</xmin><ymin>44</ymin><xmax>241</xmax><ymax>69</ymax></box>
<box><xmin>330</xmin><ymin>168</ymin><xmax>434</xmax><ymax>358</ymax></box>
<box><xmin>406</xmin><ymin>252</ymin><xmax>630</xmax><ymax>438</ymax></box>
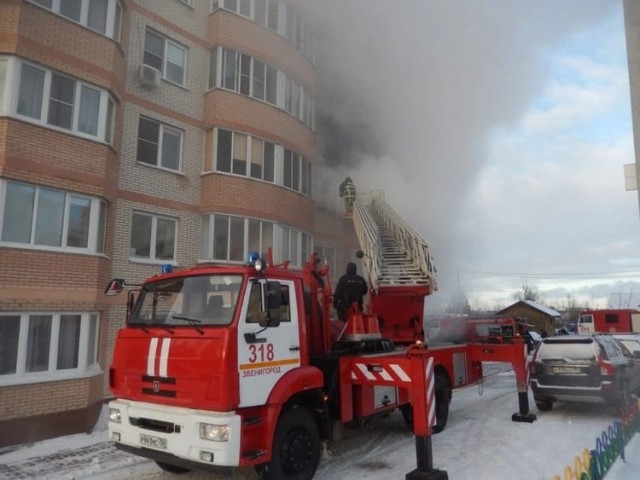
<box><xmin>625</xmin><ymin>0</ymin><xmax>640</xmax><ymax>212</ymax></box>
<box><xmin>0</xmin><ymin>0</ymin><xmax>356</xmax><ymax>446</ymax></box>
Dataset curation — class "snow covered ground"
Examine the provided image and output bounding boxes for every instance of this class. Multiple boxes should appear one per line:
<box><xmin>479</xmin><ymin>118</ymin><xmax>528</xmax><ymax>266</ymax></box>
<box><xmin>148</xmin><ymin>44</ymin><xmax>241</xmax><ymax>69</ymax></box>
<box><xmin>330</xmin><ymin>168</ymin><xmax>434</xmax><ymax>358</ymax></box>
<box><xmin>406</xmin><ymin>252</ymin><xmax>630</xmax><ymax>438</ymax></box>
<box><xmin>1</xmin><ymin>364</ymin><xmax>638</xmax><ymax>480</ymax></box>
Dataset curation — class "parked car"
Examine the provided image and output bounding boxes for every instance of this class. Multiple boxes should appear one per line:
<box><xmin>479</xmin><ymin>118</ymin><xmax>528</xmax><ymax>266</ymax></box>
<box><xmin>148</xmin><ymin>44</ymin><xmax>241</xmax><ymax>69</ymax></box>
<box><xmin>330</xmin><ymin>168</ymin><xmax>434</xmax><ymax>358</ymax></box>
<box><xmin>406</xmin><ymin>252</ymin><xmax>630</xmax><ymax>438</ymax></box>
<box><xmin>612</xmin><ymin>334</ymin><xmax>640</xmax><ymax>358</ymax></box>
<box><xmin>529</xmin><ymin>334</ymin><xmax>640</xmax><ymax>411</ymax></box>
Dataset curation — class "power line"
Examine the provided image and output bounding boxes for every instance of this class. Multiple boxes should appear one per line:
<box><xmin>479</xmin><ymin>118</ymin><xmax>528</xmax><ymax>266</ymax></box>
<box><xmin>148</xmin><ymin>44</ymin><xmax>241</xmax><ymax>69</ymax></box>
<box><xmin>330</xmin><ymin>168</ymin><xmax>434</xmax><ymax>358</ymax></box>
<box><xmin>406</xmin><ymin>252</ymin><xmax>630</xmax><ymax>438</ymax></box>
<box><xmin>460</xmin><ymin>270</ymin><xmax>640</xmax><ymax>279</ymax></box>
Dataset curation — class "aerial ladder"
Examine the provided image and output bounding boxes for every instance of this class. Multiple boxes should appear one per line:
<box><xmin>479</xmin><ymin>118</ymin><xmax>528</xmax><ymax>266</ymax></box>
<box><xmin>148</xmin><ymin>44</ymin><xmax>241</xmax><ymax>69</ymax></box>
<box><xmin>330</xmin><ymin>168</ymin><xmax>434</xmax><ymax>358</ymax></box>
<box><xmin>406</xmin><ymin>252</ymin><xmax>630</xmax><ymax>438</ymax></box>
<box><xmin>351</xmin><ymin>191</ymin><xmax>437</xmax><ymax>345</ymax></box>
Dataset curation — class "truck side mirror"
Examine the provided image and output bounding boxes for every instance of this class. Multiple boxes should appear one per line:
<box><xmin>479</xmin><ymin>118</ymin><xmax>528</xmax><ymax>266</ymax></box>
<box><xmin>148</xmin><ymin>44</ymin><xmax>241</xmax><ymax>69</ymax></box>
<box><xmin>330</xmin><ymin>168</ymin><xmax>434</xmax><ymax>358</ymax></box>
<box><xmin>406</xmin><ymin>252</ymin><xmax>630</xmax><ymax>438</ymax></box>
<box><xmin>105</xmin><ymin>279</ymin><xmax>125</xmax><ymax>296</ymax></box>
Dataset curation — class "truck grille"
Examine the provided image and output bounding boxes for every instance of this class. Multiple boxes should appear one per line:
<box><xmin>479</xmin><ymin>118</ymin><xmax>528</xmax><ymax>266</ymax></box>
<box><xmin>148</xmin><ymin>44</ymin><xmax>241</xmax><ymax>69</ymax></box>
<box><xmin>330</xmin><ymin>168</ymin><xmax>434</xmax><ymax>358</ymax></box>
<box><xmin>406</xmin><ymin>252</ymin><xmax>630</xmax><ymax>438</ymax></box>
<box><xmin>130</xmin><ymin>417</ymin><xmax>180</xmax><ymax>434</ymax></box>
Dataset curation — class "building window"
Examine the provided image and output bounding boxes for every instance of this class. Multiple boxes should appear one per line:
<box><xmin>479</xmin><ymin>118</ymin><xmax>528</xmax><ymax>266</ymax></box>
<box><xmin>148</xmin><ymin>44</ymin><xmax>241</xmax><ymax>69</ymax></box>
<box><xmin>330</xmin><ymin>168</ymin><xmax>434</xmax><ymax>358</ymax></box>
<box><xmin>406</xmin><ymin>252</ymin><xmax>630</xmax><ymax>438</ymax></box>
<box><xmin>201</xmin><ymin>214</ymin><xmax>274</xmax><ymax>263</ymax></box>
<box><xmin>211</xmin><ymin>46</ymin><xmax>310</xmax><ymax>124</ymax></box>
<box><xmin>214</xmin><ymin>47</ymin><xmax>279</xmax><ymax>107</ymax></box>
<box><xmin>202</xmin><ymin>214</ymin><xmax>309</xmax><ymax>267</ymax></box>
<box><xmin>213</xmin><ymin>1</ymin><xmax>313</xmax><ymax>63</ymax></box>
<box><xmin>130</xmin><ymin>212</ymin><xmax>177</xmax><ymax>261</ymax></box>
<box><xmin>0</xmin><ymin>181</ymin><xmax>107</xmax><ymax>254</ymax></box>
<box><xmin>212</xmin><ymin>128</ymin><xmax>275</xmax><ymax>182</ymax></box>
<box><xmin>28</xmin><ymin>0</ymin><xmax>123</xmax><ymax>39</ymax></box>
<box><xmin>14</xmin><ymin>61</ymin><xmax>115</xmax><ymax>143</ymax></box>
<box><xmin>283</xmin><ymin>149</ymin><xmax>311</xmax><ymax>195</ymax></box>
<box><xmin>281</xmin><ymin>225</ymin><xmax>298</xmax><ymax>265</ymax></box>
<box><xmin>0</xmin><ymin>313</ymin><xmax>99</xmax><ymax>385</ymax></box>
<box><xmin>137</xmin><ymin>117</ymin><xmax>183</xmax><ymax>171</ymax></box>
<box><xmin>266</xmin><ymin>0</ymin><xmax>279</xmax><ymax>30</ymax></box>
<box><xmin>144</xmin><ymin>29</ymin><xmax>187</xmax><ymax>86</ymax></box>
<box><xmin>314</xmin><ymin>243</ymin><xmax>337</xmax><ymax>283</ymax></box>
<box><xmin>285</xmin><ymin>77</ymin><xmax>300</xmax><ymax>117</ymax></box>
<box><xmin>0</xmin><ymin>58</ymin><xmax>7</xmax><ymax>114</ymax></box>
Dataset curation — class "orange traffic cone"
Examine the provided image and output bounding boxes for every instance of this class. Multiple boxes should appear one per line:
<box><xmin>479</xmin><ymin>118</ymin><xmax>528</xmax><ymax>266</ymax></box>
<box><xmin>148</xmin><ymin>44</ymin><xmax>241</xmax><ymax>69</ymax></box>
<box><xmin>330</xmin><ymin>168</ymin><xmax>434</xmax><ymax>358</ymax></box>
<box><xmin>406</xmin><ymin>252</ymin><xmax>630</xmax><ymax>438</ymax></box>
<box><xmin>344</xmin><ymin>307</ymin><xmax>365</xmax><ymax>340</ymax></box>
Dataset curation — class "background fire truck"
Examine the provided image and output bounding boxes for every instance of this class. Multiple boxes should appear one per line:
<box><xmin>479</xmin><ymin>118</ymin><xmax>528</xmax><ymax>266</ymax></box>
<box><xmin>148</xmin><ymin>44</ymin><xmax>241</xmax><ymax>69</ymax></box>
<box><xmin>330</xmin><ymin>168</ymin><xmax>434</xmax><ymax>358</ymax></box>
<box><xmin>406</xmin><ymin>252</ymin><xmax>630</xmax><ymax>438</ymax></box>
<box><xmin>577</xmin><ymin>308</ymin><xmax>640</xmax><ymax>335</ymax></box>
<box><xmin>105</xmin><ymin>191</ymin><xmax>534</xmax><ymax>480</ymax></box>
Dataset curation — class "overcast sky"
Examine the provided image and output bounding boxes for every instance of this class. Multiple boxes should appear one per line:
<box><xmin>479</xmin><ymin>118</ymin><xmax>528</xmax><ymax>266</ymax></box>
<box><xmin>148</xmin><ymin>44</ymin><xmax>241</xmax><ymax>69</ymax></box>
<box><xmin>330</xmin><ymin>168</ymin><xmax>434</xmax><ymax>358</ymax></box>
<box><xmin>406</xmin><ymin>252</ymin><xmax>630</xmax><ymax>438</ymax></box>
<box><xmin>299</xmin><ymin>0</ymin><xmax>640</xmax><ymax>311</ymax></box>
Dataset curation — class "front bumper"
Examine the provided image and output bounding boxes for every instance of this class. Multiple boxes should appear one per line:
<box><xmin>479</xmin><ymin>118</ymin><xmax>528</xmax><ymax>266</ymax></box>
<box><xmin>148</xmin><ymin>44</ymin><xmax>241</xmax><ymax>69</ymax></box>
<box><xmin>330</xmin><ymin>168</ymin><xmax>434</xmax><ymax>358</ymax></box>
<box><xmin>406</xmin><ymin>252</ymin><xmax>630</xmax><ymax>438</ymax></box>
<box><xmin>108</xmin><ymin>399</ymin><xmax>242</xmax><ymax>468</ymax></box>
<box><xmin>530</xmin><ymin>378</ymin><xmax>618</xmax><ymax>404</ymax></box>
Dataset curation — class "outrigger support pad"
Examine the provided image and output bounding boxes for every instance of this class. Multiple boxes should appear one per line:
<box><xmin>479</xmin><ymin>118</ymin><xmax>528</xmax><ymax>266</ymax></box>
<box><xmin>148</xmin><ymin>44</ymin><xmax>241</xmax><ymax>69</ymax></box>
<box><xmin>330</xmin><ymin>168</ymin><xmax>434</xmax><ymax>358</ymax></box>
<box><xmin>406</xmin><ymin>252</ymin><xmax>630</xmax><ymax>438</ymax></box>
<box><xmin>405</xmin><ymin>436</ymin><xmax>449</xmax><ymax>480</ymax></box>
<box><xmin>512</xmin><ymin>391</ymin><xmax>537</xmax><ymax>423</ymax></box>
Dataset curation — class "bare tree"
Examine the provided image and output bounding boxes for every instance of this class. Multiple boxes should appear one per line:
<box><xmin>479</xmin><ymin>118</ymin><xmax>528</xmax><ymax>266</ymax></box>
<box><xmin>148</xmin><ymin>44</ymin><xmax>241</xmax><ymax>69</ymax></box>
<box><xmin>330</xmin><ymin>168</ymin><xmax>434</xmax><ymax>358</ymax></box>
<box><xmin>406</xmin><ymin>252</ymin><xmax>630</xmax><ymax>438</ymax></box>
<box><xmin>562</xmin><ymin>293</ymin><xmax>581</xmax><ymax>323</ymax></box>
<box><xmin>608</xmin><ymin>283</ymin><xmax>635</xmax><ymax>308</ymax></box>
<box><xmin>513</xmin><ymin>283</ymin><xmax>542</xmax><ymax>303</ymax></box>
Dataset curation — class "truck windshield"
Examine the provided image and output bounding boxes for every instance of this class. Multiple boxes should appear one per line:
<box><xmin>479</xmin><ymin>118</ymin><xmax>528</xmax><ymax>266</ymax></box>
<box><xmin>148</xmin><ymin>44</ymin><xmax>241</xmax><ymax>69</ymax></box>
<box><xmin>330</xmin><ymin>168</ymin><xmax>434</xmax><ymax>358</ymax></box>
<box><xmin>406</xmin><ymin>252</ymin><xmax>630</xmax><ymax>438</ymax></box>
<box><xmin>130</xmin><ymin>274</ymin><xmax>243</xmax><ymax>327</ymax></box>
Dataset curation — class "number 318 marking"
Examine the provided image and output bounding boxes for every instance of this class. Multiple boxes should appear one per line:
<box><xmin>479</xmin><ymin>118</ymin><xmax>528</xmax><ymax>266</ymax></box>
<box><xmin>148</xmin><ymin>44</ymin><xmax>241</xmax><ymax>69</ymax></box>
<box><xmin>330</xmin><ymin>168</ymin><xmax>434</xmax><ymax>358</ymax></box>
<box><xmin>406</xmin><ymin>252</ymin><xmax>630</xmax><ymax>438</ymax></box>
<box><xmin>249</xmin><ymin>343</ymin><xmax>275</xmax><ymax>363</ymax></box>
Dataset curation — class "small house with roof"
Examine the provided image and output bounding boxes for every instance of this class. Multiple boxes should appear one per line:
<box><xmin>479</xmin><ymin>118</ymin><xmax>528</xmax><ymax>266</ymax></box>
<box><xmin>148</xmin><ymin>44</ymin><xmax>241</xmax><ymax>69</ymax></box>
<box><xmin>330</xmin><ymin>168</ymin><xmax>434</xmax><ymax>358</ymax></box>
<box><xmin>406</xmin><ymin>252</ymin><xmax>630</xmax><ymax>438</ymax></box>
<box><xmin>496</xmin><ymin>300</ymin><xmax>561</xmax><ymax>336</ymax></box>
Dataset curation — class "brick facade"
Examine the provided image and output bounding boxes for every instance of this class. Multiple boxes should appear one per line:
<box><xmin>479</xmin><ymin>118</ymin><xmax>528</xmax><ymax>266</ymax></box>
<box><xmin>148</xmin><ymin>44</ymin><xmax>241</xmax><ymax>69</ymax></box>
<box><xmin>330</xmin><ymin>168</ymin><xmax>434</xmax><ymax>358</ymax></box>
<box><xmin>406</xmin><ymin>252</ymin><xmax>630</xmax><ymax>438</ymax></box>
<box><xmin>0</xmin><ymin>0</ymin><xmax>356</xmax><ymax>447</ymax></box>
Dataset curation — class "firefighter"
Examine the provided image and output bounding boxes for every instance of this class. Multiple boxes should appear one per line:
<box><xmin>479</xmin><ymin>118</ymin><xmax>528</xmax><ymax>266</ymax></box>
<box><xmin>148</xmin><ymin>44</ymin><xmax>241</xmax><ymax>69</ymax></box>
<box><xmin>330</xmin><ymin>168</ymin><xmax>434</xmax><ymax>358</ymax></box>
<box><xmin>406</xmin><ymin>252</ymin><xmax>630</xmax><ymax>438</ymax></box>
<box><xmin>339</xmin><ymin>176</ymin><xmax>356</xmax><ymax>214</ymax></box>
<box><xmin>333</xmin><ymin>262</ymin><xmax>368</xmax><ymax>321</ymax></box>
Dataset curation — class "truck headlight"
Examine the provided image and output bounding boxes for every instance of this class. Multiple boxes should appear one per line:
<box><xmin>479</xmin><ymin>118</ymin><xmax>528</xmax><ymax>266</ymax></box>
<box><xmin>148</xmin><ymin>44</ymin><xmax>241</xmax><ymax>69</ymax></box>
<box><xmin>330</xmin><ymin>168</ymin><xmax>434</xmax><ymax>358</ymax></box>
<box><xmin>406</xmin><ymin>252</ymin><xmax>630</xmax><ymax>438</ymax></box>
<box><xmin>199</xmin><ymin>423</ymin><xmax>229</xmax><ymax>442</ymax></box>
<box><xmin>109</xmin><ymin>408</ymin><xmax>122</xmax><ymax>424</ymax></box>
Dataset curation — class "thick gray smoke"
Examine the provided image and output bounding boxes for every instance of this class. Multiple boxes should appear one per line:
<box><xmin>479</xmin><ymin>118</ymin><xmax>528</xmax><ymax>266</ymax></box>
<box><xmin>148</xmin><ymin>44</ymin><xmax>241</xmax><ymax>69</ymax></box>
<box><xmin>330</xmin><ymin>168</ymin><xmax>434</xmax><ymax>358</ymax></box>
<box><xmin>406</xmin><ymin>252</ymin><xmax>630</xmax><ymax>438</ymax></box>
<box><xmin>297</xmin><ymin>0</ymin><xmax>620</xmax><ymax>300</ymax></box>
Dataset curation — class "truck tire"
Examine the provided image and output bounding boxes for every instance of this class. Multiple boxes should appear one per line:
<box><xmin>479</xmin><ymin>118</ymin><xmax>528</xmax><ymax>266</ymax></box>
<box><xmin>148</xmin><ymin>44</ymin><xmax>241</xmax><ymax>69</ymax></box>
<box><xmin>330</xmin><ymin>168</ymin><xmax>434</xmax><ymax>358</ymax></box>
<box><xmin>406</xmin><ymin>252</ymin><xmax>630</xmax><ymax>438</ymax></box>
<box><xmin>401</xmin><ymin>373</ymin><xmax>451</xmax><ymax>434</ymax></box>
<box><xmin>257</xmin><ymin>407</ymin><xmax>320</xmax><ymax>480</ymax></box>
<box><xmin>155</xmin><ymin>461</ymin><xmax>190</xmax><ymax>474</ymax></box>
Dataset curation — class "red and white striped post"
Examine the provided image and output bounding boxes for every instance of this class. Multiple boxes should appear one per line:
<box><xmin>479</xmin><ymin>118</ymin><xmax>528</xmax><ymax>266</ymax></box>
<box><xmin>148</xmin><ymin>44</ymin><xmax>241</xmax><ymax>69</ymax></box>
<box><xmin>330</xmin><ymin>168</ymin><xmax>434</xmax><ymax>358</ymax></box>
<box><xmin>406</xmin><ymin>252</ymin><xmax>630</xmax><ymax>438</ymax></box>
<box><xmin>405</xmin><ymin>346</ymin><xmax>448</xmax><ymax>480</ymax></box>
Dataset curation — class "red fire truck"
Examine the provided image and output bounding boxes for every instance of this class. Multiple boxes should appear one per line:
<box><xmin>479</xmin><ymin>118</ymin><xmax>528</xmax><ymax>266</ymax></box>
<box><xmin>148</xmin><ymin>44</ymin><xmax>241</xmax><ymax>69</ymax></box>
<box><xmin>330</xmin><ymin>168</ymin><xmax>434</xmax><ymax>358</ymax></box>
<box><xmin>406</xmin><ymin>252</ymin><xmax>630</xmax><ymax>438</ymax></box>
<box><xmin>106</xmin><ymin>193</ymin><xmax>535</xmax><ymax>480</ymax></box>
<box><xmin>577</xmin><ymin>308</ymin><xmax>640</xmax><ymax>335</ymax></box>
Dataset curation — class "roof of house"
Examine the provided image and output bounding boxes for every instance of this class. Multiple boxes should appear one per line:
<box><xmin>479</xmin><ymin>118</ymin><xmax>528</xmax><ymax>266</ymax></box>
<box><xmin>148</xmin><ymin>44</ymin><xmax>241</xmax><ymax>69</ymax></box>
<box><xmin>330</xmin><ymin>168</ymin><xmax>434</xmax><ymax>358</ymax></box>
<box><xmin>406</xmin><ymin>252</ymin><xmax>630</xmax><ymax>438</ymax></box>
<box><xmin>497</xmin><ymin>300</ymin><xmax>561</xmax><ymax>318</ymax></box>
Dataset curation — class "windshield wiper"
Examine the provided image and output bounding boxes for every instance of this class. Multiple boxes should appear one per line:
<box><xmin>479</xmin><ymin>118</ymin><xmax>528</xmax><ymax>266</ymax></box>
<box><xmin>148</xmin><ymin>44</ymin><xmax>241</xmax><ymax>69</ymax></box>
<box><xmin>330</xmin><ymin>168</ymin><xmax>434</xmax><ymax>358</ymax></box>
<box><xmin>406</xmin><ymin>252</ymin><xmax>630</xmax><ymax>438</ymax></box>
<box><xmin>130</xmin><ymin>321</ymin><xmax>174</xmax><ymax>335</ymax></box>
<box><xmin>129</xmin><ymin>323</ymin><xmax>150</xmax><ymax>334</ymax></box>
<box><xmin>171</xmin><ymin>315</ymin><xmax>204</xmax><ymax>336</ymax></box>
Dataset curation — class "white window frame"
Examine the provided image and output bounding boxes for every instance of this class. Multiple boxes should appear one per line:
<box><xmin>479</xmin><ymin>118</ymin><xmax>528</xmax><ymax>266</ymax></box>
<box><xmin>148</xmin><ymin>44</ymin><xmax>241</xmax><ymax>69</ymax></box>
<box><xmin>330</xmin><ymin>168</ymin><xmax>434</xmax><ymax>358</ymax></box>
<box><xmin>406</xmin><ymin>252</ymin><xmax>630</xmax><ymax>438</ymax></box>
<box><xmin>282</xmin><ymin>148</ymin><xmax>311</xmax><ymax>195</ymax></box>
<box><xmin>137</xmin><ymin>116</ymin><xmax>184</xmax><ymax>172</ymax></box>
<box><xmin>201</xmin><ymin>214</ymin><xmax>277</xmax><ymax>264</ymax></box>
<box><xmin>212</xmin><ymin>47</ymin><xmax>309</xmax><ymax>125</ymax></box>
<box><xmin>0</xmin><ymin>57</ymin><xmax>8</xmax><ymax>115</ymax></box>
<box><xmin>0</xmin><ymin>180</ymin><xmax>107</xmax><ymax>254</ymax></box>
<box><xmin>27</xmin><ymin>0</ymin><xmax>123</xmax><ymax>40</ymax></box>
<box><xmin>212</xmin><ymin>128</ymin><xmax>275</xmax><ymax>182</ymax></box>
<box><xmin>201</xmin><ymin>214</ymin><xmax>309</xmax><ymax>268</ymax></box>
<box><xmin>144</xmin><ymin>28</ymin><xmax>188</xmax><ymax>87</ymax></box>
<box><xmin>0</xmin><ymin>312</ymin><xmax>100</xmax><ymax>387</ymax></box>
<box><xmin>213</xmin><ymin>1</ymin><xmax>314</xmax><ymax>64</ymax></box>
<box><xmin>130</xmin><ymin>211</ymin><xmax>178</xmax><ymax>263</ymax></box>
<box><xmin>314</xmin><ymin>243</ymin><xmax>337</xmax><ymax>283</ymax></box>
<box><xmin>10</xmin><ymin>60</ymin><xmax>115</xmax><ymax>143</ymax></box>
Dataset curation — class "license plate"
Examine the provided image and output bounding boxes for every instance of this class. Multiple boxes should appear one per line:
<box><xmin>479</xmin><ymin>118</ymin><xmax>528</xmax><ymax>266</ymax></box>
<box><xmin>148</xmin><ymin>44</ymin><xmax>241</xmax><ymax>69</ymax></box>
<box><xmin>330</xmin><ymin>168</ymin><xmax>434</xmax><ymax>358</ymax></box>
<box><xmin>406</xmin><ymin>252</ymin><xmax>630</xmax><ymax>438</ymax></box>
<box><xmin>551</xmin><ymin>366</ymin><xmax>582</xmax><ymax>374</ymax></box>
<box><xmin>140</xmin><ymin>433</ymin><xmax>167</xmax><ymax>450</ymax></box>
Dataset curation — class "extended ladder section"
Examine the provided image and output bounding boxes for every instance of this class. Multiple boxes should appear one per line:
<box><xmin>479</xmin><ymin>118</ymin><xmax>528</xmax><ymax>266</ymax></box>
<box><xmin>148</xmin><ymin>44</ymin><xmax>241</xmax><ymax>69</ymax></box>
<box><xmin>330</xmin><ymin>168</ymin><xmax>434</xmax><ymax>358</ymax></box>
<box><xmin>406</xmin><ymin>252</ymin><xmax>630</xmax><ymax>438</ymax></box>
<box><xmin>352</xmin><ymin>191</ymin><xmax>437</xmax><ymax>293</ymax></box>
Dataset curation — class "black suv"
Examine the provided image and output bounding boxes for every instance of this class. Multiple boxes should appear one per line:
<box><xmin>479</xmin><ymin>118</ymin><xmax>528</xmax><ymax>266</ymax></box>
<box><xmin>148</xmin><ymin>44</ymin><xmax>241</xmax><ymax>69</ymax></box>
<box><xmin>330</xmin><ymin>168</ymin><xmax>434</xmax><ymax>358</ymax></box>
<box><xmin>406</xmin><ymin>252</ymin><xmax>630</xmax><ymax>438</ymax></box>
<box><xmin>529</xmin><ymin>334</ymin><xmax>640</xmax><ymax>411</ymax></box>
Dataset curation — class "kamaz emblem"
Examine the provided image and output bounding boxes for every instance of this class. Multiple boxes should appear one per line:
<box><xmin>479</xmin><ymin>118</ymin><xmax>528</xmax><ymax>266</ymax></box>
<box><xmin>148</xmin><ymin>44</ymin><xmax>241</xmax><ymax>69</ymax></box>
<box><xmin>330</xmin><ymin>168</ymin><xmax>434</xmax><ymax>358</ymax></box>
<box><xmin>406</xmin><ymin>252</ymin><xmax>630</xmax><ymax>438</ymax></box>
<box><xmin>153</xmin><ymin>381</ymin><xmax>160</xmax><ymax>393</ymax></box>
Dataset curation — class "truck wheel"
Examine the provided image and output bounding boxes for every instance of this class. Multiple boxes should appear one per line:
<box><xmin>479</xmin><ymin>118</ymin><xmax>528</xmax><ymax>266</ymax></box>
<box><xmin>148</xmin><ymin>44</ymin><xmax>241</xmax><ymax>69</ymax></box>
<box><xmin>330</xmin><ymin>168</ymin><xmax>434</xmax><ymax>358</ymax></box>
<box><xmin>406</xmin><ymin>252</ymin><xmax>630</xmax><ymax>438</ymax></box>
<box><xmin>433</xmin><ymin>374</ymin><xmax>451</xmax><ymax>433</ymax></box>
<box><xmin>258</xmin><ymin>407</ymin><xmax>320</xmax><ymax>480</ymax></box>
<box><xmin>400</xmin><ymin>373</ymin><xmax>451</xmax><ymax>434</ymax></box>
<box><xmin>155</xmin><ymin>461</ymin><xmax>190</xmax><ymax>474</ymax></box>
